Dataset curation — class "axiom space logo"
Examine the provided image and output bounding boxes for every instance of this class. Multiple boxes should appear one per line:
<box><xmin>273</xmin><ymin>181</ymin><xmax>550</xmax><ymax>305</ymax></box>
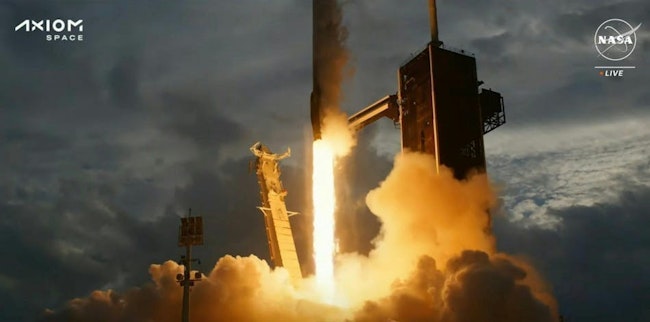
<box><xmin>594</xmin><ymin>18</ymin><xmax>641</xmax><ymax>77</ymax></box>
<box><xmin>14</xmin><ymin>19</ymin><xmax>84</xmax><ymax>42</ymax></box>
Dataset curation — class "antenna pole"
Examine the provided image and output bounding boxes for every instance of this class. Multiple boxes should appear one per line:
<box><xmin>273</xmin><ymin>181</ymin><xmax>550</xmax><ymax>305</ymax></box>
<box><xmin>428</xmin><ymin>0</ymin><xmax>440</xmax><ymax>45</ymax></box>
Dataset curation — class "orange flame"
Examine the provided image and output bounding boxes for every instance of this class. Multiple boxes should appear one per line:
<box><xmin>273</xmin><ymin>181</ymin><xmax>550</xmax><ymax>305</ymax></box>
<box><xmin>312</xmin><ymin>139</ymin><xmax>336</xmax><ymax>303</ymax></box>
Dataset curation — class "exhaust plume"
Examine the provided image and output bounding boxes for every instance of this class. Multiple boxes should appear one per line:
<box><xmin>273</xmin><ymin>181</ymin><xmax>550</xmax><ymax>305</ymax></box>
<box><xmin>310</xmin><ymin>0</ymin><xmax>355</xmax><ymax>303</ymax></box>
<box><xmin>43</xmin><ymin>152</ymin><xmax>557</xmax><ymax>322</ymax></box>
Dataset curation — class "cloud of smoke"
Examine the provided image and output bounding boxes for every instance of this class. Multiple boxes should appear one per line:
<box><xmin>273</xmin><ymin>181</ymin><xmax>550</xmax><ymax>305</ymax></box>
<box><xmin>354</xmin><ymin>251</ymin><xmax>556</xmax><ymax>322</ymax></box>
<box><xmin>334</xmin><ymin>152</ymin><xmax>495</xmax><ymax>305</ymax></box>
<box><xmin>337</xmin><ymin>152</ymin><xmax>557</xmax><ymax>321</ymax></box>
<box><xmin>322</xmin><ymin>108</ymin><xmax>355</xmax><ymax>157</ymax></box>
<box><xmin>43</xmin><ymin>151</ymin><xmax>558</xmax><ymax>322</ymax></box>
<box><xmin>43</xmin><ymin>256</ymin><xmax>348</xmax><ymax>322</ymax></box>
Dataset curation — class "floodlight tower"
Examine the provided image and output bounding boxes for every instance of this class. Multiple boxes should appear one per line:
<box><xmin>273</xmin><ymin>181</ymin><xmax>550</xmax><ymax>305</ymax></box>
<box><xmin>177</xmin><ymin>208</ymin><xmax>204</xmax><ymax>322</ymax></box>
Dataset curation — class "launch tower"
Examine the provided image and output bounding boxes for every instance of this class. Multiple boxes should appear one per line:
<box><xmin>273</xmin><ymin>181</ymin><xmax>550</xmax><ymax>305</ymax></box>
<box><xmin>348</xmin><ymin>0</ymin><xmax>506</xmax><ymax>179</ymax></box>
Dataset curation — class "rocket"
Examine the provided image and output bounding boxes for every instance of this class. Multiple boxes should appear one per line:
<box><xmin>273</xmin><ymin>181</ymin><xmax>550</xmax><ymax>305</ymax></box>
<box><xmin>311</xmin><ymin>0</ymin><xmax>348</xmax><ymax>140</ymax></box>
<box><xmin>310</xmin><ymin>87</ymin><xmax>322</xmax><ymax>140</ymax></box>
<box><xmin>310</xmin><ymin>0</ymin><xmax>323</xmax><ymax>140</ymax></box>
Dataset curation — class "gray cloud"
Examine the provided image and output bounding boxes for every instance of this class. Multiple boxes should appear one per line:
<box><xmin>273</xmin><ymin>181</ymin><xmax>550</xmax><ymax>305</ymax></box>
<box><xmin>485</xmin><ymin>118</ymin><xmax>650</xmax><ymax>228</ymax></box>
<box><xmin>108</xmin><ymin>54</ymin><xmax>140</xmax><ymax>109</ymax></box>
<box><xmin>153</xmin><ymin>91</ymin><xmax>244</xmax><ymax>150</ymax></box>
<box><xmin>493</xmin><ymin>185</ymin><xmax>650</xmax><ymax>322</ymax></box>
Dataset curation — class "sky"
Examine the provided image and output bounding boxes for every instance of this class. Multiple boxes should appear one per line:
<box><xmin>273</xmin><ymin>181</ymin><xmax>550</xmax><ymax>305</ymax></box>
<box><xmin>1</xmin><ymin>0</ymin><xmax>649</xmax><ymax>321</ymax></box>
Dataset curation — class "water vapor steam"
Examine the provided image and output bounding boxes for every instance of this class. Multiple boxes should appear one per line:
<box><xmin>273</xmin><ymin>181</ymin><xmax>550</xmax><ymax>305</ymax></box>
<box><xmin>43</xmin><ymin>152</ymin><xmax>558</xmax><ymax>322</ymax></box>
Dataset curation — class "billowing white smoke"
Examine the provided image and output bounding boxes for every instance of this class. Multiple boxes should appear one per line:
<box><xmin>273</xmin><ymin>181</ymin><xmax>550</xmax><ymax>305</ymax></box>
<box><xmin>43</xmin><ymin>152</ymin><xmax>558</xmax><ymax>322</ymax></box>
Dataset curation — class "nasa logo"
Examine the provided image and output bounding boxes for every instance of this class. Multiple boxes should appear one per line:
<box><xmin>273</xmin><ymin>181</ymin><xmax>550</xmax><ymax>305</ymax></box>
<box><xmin>594</xmin><ymin>18</ymin><xmax>641</xmax><ymax>61</ymax></box>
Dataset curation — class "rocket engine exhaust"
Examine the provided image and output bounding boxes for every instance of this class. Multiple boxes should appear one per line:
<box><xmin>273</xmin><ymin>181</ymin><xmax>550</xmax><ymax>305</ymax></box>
<box><xmin>310</xmin><ymin>0</ymin><xmax>354</xmax><ymax>303</ymax></box>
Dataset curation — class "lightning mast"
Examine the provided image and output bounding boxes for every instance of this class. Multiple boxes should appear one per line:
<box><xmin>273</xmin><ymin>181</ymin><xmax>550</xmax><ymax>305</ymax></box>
<box><xmin>250</xmin><ymin>142</ymin><xmax>302</xmax><ymax>283</ymax></box>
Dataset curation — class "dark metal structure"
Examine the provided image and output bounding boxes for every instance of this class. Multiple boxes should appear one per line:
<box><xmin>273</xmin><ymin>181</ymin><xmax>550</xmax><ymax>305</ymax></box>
<box><xmin>348</xmin><ymin>0</ymin><xmax>506</xmax><ymax>179</ymax></box>
<box><xmin>177</xmin><ymin>209</ymin><xmax>204</xmax><ymax>322</ymax></box>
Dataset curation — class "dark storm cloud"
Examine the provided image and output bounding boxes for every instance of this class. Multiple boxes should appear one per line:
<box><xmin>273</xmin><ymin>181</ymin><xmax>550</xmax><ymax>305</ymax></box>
<box><xmin>554</xmin><ymin>0</ymin><xmax>649</xmax><ymax>42</ymax></box>
<box><xmin>499</xmin><ymin>0</ymin><xmax>650</xmax><ymax>128</ymax></box>
<box><xmin>493</xmin><ymin>185</ymin><xmax>650</xmax><ymax>322</ymax></box>
<box><xmin>108</xmin><ymin>54</ymin><xmax>140</xmax><ymax>109</ymax></box>
<box><xmin>472</xmin><ymin>0</ymin><xmax>650</xmax><ymax>128</ymax></box>
<box><xmin>154</xmin><ymin>91</ymin><xmax>244</xmax><ymax>150</ymax></box>
<box><xmin>1</xmin><ymin>0</ymin><xmax>315</xmax><ymax>149</ymax></box>
<box><xmin>1</xmin><ymin>1</ymin><xmax>61</xmax><ymax>59</ymax></box>
<box><xmin>0</xmin><ymin>176</ymin><xmax>176</xmax><ymax>320</ymax></box>
<box><xmin>470</xmin><ymin>32</ymin><xmax>514</xmax><ymax>62</ymax></box>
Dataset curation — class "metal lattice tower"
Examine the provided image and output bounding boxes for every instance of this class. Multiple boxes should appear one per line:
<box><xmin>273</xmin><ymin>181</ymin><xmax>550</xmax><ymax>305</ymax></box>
<box><xmin>250</xmin><ymin>142</ymin><xmax>302</xmax><ymax>283</ymax></box>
